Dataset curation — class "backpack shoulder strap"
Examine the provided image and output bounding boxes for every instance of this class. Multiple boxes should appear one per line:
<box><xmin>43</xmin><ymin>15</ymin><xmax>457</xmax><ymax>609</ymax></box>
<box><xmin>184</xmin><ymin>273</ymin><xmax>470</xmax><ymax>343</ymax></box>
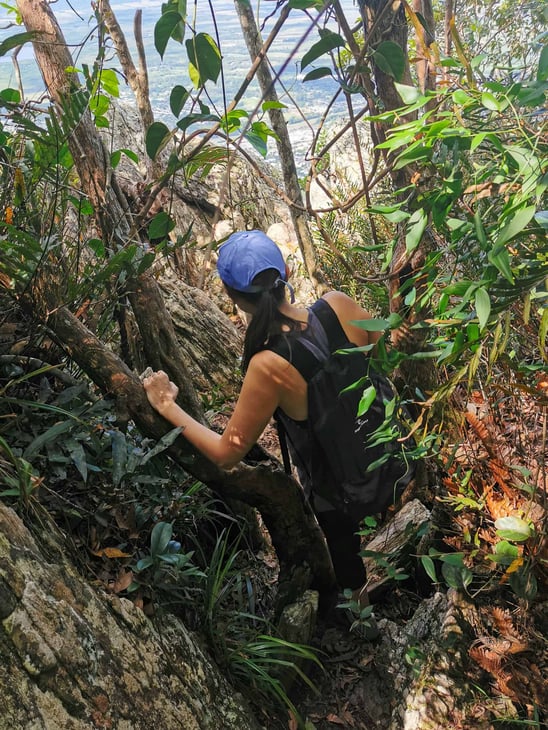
<box><xmin>269</xmin><ymin>298</ymin><xmax>353</xmax><ymax>380</ymax></box>
<box><xmin>310</xmin><ymin>298</ymin><xmax>354</xmax><ymax>350</ymax></box>
<box><xmin>268</xmin><ymin>335</ymin><xmax>320</xmax><ymax>382</ymax></box>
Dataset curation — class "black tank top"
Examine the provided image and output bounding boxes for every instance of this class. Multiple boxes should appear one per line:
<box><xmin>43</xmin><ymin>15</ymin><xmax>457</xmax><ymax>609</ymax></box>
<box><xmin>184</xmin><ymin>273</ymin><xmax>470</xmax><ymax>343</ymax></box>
<box><xmin>269</xmin><ymin>301</ymin><xmax>337</xmax><ymax>512</ymax></box>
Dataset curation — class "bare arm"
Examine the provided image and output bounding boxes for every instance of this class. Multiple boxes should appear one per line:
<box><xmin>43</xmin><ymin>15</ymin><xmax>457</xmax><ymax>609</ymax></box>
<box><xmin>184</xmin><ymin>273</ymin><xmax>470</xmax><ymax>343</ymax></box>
<box><xmin>143</xmin><ymin>352</ymin><xmax>281</xmax><ymax>470</ymax></box>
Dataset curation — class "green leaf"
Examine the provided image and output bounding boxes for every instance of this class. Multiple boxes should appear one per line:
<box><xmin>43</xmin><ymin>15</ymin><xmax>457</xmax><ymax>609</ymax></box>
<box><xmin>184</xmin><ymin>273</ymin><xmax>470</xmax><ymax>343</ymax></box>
<box><xmin>68</xmin><ymin>196</ymin><xmax>94</xmax><ymax>215</ymax></box>
<box><xmin>403</xmin><ymin>287</ymin><xmax>417</xmax><ymax>307</ymax></box>
<box><xmin>148</xmin><ymin>211</ymin><xmax>175</xmax><ymax>240</ymax></box>
<box><xmin>439</xmin><ymin>552</ymin><xmax>465</xmax><ymax>566</ymax></box>
<box><xmin>109</xmin><ymin>430</ymin><xmax>127</xmax><ymax>487</ymax></box>
<box><xmin>0</xmin><ymin>87</ymin><xmax>20</xmax><ymax>103</ymax></box>
<box><xmin>394</xmin><ymin>82</ymin><xmax>421</xmax><ymax>104</ymax></box>
<box><xmin>94</xmin><ymin>115</ymin><xmax>109</xmax><ymax>129</ymax></box>
<box><xmin>0</xmin><ymin>31</ymin><xmax>37</xmax><ymax>57</ymax></box>
<box><xmin>23</xmin><ymin>420</ymin><xmax>73</xmax><ymax>460</ymax></box>
<box><xmin>176</xmin><ymin>112</ymin><xmax>219</xmax><ymax>132</ymax></box>
<box><xmin>473</xmin><ymin>208</ymin><xmax>488</xmax><ymax>249</ymax></box>
<box><xmin>420</xmin><ymin>555</ymin><xmax>437</xmax><ymax>583</ymax></box>
<box><xmin>394</xmin><ymin>140</ymin><xmax>432</xmax><ymax>170</ymax></box>
<box><xmin>245</xmin><ymin>131</ymin><xmax>267</xmax><ymax>157</ymax></box>
<box><xmin>244</xmin><ymin>120</ymin><xmax>276</xmax><ymax>156</ymax></box>
<box><xmin>495</xmin><ymin>516</ymin><xmax>533</xmax><ymax>542</ymax></box>
<box><xmin>516</xmin><ymin>81</ymin><xmax>547</xmax><ymax>107</ymax></box>
<box><xmin>506</xmin><ymin>146</ymin><xmax>538</xmax><ymax>176</ymax></box>
<box><xmin>438</xmin><ymin>556</ymin><xmax>472</xmax><ymax>590</ymax></box>
<box><xmin>137</xmin><ymin>251</ymin><xmax>156</xmax><ymax>275</ymax></box>
<box><xmin>470</xmin><ymin>132</ymin><xmax>487</xmax><ymax>151</ymax></box>
<box><xmin>488</xmin><ymin>247</ymin><xmax>514</xmax><ymax>284</ymax></box>
<box><xmin>145</xmin><ymin>121</ymin><xmax>171</xmax><ymax>160</ymax></box>
<box><xmin>110</xmin><ymin>148</ymin><xmax>139</xmax><ymax>169</ymax></box>
<box><xmin>67</xmin><ymin>439</ymin><xmax>88</xmax><ymax>483</ymax></box>
<box><xmin>97</xmin><ymin>68</ymin><xmax>119</xmax><ymax>97</ymax></box>
<box><xmin>89</xmin><ymin>93</ymin><xmax>110</xmax><ymax>117</ymax></box>
<box><xmin>154</xmin><ymin>11</ymin><xmax>183</xmax><ymax>60</ymax></box>
<box><xmin>539</xmin><ymin>306</ymin><xmax>548</xmax><ymax>357</ymax></box>
<box><xmin>288</xmin><ymin>0</ymin><xmax>323</xmax><ymax>8</ymax></box>
<box><xmin>509</xmin><ymin>567</ymin><xmax>537</xmax><ymax>601</ymax></box>
<box><xmin>301</xmin><ymin>30</ymin><xmax>346</xmax><ymax>70</ymax></box>
<box><xmin>186</xmin><ymin>33</ymin><xmax>222</xmax><ymax>87</ymax></box>
<box><xmin>0</xmin><ymin>488</ymin><xmax>23</xmax><ymax>497</ymax></box>
<box><xmin>170</xmin><ymin>85</ymin><xmax>189</xmax><ymax>117</ymax></box>
<box><xmin>481</xmin><ymin>91</ymin><xmax>500</xmax><ymax>111</ymax></box>
<box><xmin>140</xmin><ymin>428</ymin><xmax>182</xmax><ymax>464</ymax></box>
<box><xmin>537</xmin><ymin>44</ymin><xmax>548</xmax><ymax>81</ymax></box>
<box><xmin>452</xmin><ymin>89</ymin><xmax>473</xmax><ymax>105</ymax></box>
<box><xmin>136</xmin><ymin>556</ymin><xmax>154</xmax><ymax>572</ymax></box>
<box><xmin>351</xmin><ymin>317</ymin><xmax>391</xmax><ymax>332</ymax></box>
<box><xmin>373</xmin><ymin>41</ymin><xmax>405</xmax><ymax>81</ymax></box>
<box><xmin>150</xmin><ymin>521</ymin><xmax>172</xmax><ymax>557</ymax></box>
<box><xmin>494</xmin><ymin>205</ymin><xmax>536</xmax><ymax>247</ymax></box>
<box><xmin>88</xmin><ymin>238</ymin><xmax>105</xmax><ymax>257</ymax></box>
<box><xmin>262</xmin><ymin>100</ymin><xmax>287</xmax><ymax>111</ymax></box>
<box><xmin>405</xmin><ymin>209</ymin><xmax>427</xmax><ymax>253</ymax></box>
<box><xmin>303</xmin><ymin>67</ymin><xmax>333</xmax><ymax>82</ymax></box>
<box><xmin>490</xmin><ymin>540</ymin><xmax>519</xmax><ymax>565</ymax></box>
<box><xmin>357</xmin><ymin>385</ymin><xmax>377</xmax><ymax>417</ymax></box>
<box><xmin>168</xmin><ymin>0</ymin><xmax>187</xmax><ymax>41</ymax></box>
<box><xmin>474</xmin><ymin>287</ymin><xmax>491</xmax><ymax>331</ymax></box>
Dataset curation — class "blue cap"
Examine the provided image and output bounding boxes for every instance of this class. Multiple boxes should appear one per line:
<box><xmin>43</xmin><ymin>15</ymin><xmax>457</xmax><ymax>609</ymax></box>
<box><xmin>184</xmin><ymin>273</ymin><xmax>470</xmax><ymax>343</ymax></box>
<box><xmin>217</xmin><ymin>230</ymin><xmax>286</xmax><ymax>293</ymax></box>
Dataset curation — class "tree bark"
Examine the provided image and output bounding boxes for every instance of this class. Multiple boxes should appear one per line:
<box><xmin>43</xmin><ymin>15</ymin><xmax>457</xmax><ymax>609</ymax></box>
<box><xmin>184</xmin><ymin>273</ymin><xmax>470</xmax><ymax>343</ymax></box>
<box><xmin>234</xmin><ymin>0</ymin><xmax>328</xmax><ymax>294</ymax></box>
<box><xmin>98</xmin><ymin>0</ymin><xmax>159</xmax><ymax>180</ymax></box>
<box><xmin>16</xmin><ymin>0</ymin><xmax>132</xmax><ymax>248</ymax></box>
<box><xmin>412</xmin><ymin>0</ymin><xmax>436</xmax><ymax>97</ymax></box>
<box><xmin>358</xmin><ymin>1</ymin><xmax>434</xmax><ymax>331</ymax></box>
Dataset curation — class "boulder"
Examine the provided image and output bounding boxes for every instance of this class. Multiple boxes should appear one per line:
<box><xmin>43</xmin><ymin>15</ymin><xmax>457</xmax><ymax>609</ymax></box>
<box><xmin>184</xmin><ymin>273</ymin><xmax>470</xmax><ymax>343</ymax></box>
<box><xmin>0</xmin><ymin>502</ymin><xmax>260</xmax><ymax>730</ymax></box>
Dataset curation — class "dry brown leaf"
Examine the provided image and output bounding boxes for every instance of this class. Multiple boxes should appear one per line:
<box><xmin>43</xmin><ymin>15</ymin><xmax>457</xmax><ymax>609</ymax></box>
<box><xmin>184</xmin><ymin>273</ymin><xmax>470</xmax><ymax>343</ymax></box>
<box><xmin>91</xmin><ymin>547</ymin><xmax>132</xmax><ymax>559</ymax></box>
<box><xmin>113</xmin><ymin>505</ymin><xmax>138</xmax><ymax>533</ymax></box>
<box><xmin>110</xmin><ymin>570</ymin><xmax>134</xmax><ymax>594</ymax></box>
<box><xmin>288</xmin><ymin>711</ymin><xmax>299</xmax><ymax>730</ymax></box>
<box><xmin>465</xmin><ymin>410</ymin><xmax>500</xmax><ymax>461</ymax></box>
<box><xmin>491</xmin><ymin>607</ymin><xmax>515</xmax><ymax>635</ymax></box>
<box><xmin>326</xmin><ymin>713</ymin><xmax>347</xmax><ymax>725</ymax></box>
<box><xmin>469</xmin><ymin>644</ymin><xmax>502</xmax><ymax>672</ymax></box>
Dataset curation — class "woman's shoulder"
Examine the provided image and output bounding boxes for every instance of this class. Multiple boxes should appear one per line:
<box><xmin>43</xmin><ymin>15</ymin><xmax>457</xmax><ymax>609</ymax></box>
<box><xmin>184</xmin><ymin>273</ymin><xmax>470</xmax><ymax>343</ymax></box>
<box><xmin>319</xmin><ymin>291</ymin><xmax>377</xmax><ymax>347</ymax></box>
<box><xmin>320</xmin><ymin>290</ymin><xmax>366</xmax><ymax>316</ymax></box>
<box><xmin>248</xmin><ymin>347</ymin><xmax>293</xmax><ymax>375</ymax></box>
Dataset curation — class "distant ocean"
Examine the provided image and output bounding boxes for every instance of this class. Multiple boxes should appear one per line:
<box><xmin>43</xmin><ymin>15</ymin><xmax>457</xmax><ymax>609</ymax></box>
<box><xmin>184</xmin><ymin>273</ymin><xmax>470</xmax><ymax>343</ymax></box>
<box><xmin>0</xmin><ymin>0</ymin><xmax>359</xmax><ymax>167</ymax></box>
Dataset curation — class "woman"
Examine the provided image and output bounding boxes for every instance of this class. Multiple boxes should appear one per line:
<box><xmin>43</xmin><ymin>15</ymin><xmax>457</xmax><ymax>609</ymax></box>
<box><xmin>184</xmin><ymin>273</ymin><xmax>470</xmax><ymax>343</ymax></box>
<box><xmin>143</xmin><ymin>230</ymin><xmax>382</xmax><ymax>633</ymax></box>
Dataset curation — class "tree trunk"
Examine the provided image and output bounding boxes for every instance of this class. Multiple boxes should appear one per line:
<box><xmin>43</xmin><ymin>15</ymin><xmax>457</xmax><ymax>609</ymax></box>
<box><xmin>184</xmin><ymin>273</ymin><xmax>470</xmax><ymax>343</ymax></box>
<box><xmin>412</xmin><ymin>0</ymin><xmax>436</xmax><ymax>97</ymax></box>
<box><xmin>359</xmin><ymin>1</ymin><xmax>435</xmax><ymax>366</ymax></box>
<box><xmin>234</xmin><ymin>0</ymin><xmax>328</xmax><ymax>294</ymax></box>
<box><xmin>16</xmin><ymin>0</ymin><xmax>132</xmax><ymax>248</ymax></box>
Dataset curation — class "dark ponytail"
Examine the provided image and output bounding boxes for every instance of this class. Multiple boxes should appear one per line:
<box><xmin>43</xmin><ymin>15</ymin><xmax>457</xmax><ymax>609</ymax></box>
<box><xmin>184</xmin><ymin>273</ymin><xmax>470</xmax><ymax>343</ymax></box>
<box><xmin>225</xmin><ymin>268</ymin><xmax>300</xmax><ymax>372</ymax></box>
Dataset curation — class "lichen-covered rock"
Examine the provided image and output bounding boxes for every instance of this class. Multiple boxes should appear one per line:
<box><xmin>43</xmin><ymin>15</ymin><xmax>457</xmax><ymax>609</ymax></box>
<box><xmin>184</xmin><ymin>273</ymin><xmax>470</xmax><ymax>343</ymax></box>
<box><xmin>159</xmin><ymin>273</ymin><xmax>244</xmax><ymax>398</ymax></box>
<box><xmin>383</xmin><ymin>590</ymin><xmax>519</xmax><ymax>730</ymax></box>
<box><xmin>0</xmin><ymin>502</ymin><xmax>260</xmax><ymax>730</ymax></box>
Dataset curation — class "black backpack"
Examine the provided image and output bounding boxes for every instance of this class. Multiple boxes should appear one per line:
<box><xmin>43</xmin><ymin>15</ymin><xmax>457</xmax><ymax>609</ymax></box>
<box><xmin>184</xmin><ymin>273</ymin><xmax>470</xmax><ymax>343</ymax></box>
<box><xmin>271</xmin><ymin>299</ymin><xmax>415</xmax><ymax>520</ymax></box>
